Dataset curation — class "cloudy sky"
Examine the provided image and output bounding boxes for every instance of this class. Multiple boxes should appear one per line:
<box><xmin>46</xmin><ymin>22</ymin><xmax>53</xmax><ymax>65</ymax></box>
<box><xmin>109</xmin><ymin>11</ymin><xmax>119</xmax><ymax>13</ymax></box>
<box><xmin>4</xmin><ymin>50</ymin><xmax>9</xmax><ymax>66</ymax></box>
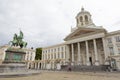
<box><xmin>0</xmin><ymin>0</ymin><xmax>120</xmax><ymax>48</ymax></box>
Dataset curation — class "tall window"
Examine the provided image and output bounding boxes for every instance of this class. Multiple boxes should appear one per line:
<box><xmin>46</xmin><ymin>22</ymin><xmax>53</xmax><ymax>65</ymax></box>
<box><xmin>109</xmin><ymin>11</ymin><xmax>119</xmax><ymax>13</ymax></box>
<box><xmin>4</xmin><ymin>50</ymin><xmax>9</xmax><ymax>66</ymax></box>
<box><xmin>61</xmin><ymin>47</ymin><xmax>64</xmax><ymax>52</ymax></box>
<box><xmin>54</xmin><ymin>48</ymin><xmax>56</xmax><ymax>52</ymax></box>
<box><xmin>80</xmin><ymin>16</ymin><xmax>83</xmax><ymax>22</ymax></box>
<box><xmin>107</xmin><ymin>38</ymin><xmax>112</xmax><ymax>43</ymax></box>
<box><xmin>61</xmin><ymin>52</ymin><xmax>63</xmax><ymax>59</ymax></box>
<box><xmin>58</xmin><ymin>47</ymin><xmax>60</xmax><ymax>52</ymax></box>
<box><xmin>51</xmin><ymin>54</ymin><xmax>53</xmax><ymax>59</ymax></box>
<box><xmin>115</xmin><ymin>36</ymin><xmax>120</xmax><ymax>42</ymax></box>
<box><xmin>109</xmin><ymin>47</ymin><xmax>114</xmax><ymax>55</ymax></box>
<box><xmin>77</xmin><ymin>18</ymin><xmax>79</xmax><ymax>24</ymax></box>
<box><xmin>118</xmin><ymin>49</ymin><xmax>120</xmax><ymax>54</ymax></box>
<box><xmin>80</xmin><ymin>16</ymin><xmax>83</xmax><ymax>25</ymax></box>
<box><xmin>54</xmin><ymin>53</ymin><xmax>56</xmax><ymax>59</ymax></box>
<box><xmin>58</xmin><ymin>53</ymin><xmax>59</xmax><ymax>59</ymax></box>
<box><xmin>85</xmin><ymin>15</ymin><xmax>88</xmax><ymax>22</ymax></box>
<box><xmin>48</xmin><ymin>54</ymin><xmax>50</xmax><ymax>59</ymax></box>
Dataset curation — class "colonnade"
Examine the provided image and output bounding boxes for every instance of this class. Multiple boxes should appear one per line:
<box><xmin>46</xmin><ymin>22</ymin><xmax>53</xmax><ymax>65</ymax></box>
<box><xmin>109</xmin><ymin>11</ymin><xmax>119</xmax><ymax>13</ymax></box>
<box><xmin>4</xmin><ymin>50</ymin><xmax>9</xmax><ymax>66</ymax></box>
<box><xmin>69</xmin><ymin>38</ymin><xmax>107</xmax><ymax>66</ymax></box>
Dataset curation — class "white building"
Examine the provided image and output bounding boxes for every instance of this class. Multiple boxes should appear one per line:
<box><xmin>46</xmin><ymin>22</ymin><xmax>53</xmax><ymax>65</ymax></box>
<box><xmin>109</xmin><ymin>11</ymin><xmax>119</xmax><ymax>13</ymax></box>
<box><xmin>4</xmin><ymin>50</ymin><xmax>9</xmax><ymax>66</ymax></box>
<box><xmin>41</xmin><ymin>8</ymin><xmax>120</xmax><ymax>70</ymax></box>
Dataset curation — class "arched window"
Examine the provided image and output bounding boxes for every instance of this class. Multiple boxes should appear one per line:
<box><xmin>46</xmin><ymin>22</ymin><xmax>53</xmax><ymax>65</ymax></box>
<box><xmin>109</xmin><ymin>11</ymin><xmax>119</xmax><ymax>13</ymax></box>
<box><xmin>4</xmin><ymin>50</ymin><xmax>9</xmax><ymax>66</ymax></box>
<box><xmin>80</xmin><ymin>16</ymin><xmax>83</xmax><ymax>22</ymax></box>
<box><xmin>85</xmin><ymin>15</ymin><xmax>88</xmax><ymax>22</ymax></box>
<box><xmin>85</xmin><ymin>15</ymin><xmax>89</xmax><ymax>25</ymax></box>
<box><xmin>77</xmin><ymin>18</ymin><xmax>79</xmax><ymax>24</ymax></box>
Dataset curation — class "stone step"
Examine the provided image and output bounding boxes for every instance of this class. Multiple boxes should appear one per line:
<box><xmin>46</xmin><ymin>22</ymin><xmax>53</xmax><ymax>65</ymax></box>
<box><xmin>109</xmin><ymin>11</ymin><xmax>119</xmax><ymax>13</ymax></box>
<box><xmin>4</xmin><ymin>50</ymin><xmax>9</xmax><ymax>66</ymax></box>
<box><xmin>61</xmin><ymin>65</ymin><xmax>110</xmax><ymax>71</ymax></box>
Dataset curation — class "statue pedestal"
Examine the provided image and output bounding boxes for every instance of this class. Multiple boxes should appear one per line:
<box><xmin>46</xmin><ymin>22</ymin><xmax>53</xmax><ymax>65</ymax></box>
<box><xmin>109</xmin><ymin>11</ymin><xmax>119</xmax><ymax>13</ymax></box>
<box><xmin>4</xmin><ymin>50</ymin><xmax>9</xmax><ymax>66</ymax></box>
<box><xmin>0</xmin><ymin>47</ymin><xmax>27</xmax><ymax>73</ymax></box>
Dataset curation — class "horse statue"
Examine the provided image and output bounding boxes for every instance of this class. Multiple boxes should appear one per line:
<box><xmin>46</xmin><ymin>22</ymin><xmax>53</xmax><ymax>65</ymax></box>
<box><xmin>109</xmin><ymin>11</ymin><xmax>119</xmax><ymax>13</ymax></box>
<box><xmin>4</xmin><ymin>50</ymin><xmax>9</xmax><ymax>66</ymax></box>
<box><xmin>9</xmin><ymin>30</ymin><xmax>27</xmax><ymax>48</ymax></box>
<box><xmin>9</xmin><ymin>33</ymin><xmax>18</xmax><ymax>46</ymax></box>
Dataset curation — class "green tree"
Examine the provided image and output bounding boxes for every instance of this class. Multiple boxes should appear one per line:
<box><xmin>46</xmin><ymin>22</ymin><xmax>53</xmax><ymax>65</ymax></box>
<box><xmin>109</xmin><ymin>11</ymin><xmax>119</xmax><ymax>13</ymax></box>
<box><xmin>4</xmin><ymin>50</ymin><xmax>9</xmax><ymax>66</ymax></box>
<box><xmin>35</xmin><ymin>48</ymin><xmax>42</xmax><ymax>60</ymax></box>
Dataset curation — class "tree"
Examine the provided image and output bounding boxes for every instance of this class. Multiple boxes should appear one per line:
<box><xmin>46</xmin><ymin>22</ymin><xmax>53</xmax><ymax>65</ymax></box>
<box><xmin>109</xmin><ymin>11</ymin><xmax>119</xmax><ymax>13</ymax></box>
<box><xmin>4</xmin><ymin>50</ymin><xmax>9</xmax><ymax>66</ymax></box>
<box><xmin>35</xmin><ymin>48</ymin><xmax>42</xmax><ymax>60</ymax></box>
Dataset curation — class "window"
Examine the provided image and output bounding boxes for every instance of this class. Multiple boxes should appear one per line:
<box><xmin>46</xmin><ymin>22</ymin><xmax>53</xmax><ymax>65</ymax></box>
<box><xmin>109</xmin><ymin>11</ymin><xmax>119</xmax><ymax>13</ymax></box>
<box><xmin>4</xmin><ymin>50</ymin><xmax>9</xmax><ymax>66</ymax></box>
<box><xmin>51</xmin><ymin>54</ymin><xmax>53</xmax><ymax>59</ymax></box>
<box><xmin>54</xmin><ymin>53</ymin><xmax>56</xmax><ymax>59</ymax></box>
<box><xmin>109</xmin><ymin>47</ymin><xmax>114</xmax><ymax>55</ymax></box>
<box><xmin>54</xmin><ymin>48</ymin><xmax>56</xmax><ymax>52</ymax></box>
<box><xmin>51</xmin><ymin>49</ymin><xmax>53</xmax><ymax>53</ymax></box>
<box><xmin>48</xmin><ymin>50</ymin><xmax>50</xmax><ymax>53</ymax></box>
<box><xmin>48</xmin><ymin>54</ymin><xmax>50</xmax><ymax>59</ymax></box>
<box><xmin>115</xmin><ymin>36</ymin><xmax>120</xmax><ymax>42</ymax></box>
<box><xmin>80</xmin><ymin>16</ymin><xmax>83</xmax><ymax>22</ymax></box>
<box><xmin>85</xmin><ymin>15</ymin><xmax>88</xmax><ymax>22</ymax></box>
<box><xmin>118</xmin><ymin>49</ymin><xmax>120</xmax><ymax>54</ymax></box>
<box><xmin>107</xmin><ymin>38</ymin><xmax>112</xmax><ymax>43</ymax></box>
<box><xmin>61</xmin><ymin>47</ymin><xmax>63</xmax><ymax>51</ymax></box>
<box><xmin>58</xmin><ymin>48</ymin><xmax>60</xmax><ymax>52</ymax></box>
<box><xmin>61</xmin><ymin>52</ymin><xmax>63</xmax><ymax>59</ymax></box>
<box><xmin>58</xmin><ymin>53</ymin><xmax>59</xmax><ymax>59</ymax></box>
<box><xmin>77</xmin><ymin>18</ymin><xmax>79</xmax><ymax>24</ymax></box>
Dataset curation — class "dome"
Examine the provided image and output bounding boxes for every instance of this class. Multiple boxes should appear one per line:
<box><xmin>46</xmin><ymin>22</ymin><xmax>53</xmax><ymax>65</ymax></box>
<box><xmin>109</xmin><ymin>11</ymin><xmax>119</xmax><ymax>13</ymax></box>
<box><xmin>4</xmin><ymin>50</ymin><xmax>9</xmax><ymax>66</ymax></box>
<box><xmin>76</xmin><ymin>7</ymin><xmax>91</xmax><ymax>18</ymax></box>
<box><xmin>75</xmin><ymin>7</ymin><xmax>94</xmax><ymax>27</ymax></box>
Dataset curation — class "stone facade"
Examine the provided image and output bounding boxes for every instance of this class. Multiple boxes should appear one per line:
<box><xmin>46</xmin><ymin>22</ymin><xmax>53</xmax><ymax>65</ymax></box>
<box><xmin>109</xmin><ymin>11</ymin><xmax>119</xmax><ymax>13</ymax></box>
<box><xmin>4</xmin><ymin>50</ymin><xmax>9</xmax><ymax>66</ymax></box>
<box><xmin>41</xmin><ymin>43</ymin><xmax>67</xmax><ymax>70</ymax></box>
<box><xmin>41</xmin><ymin>8</ymin><xmax>120</xmax><ymax>70</ymax></box>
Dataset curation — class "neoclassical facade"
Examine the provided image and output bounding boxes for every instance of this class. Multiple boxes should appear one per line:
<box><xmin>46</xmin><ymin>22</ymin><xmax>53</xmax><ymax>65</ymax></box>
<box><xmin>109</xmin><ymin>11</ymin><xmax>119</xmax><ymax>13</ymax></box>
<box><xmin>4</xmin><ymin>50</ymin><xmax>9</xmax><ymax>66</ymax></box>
<box><xmin>41</xmin><ymin>8</ymin><xmax>120</xmax><ymax>70</ymax></box>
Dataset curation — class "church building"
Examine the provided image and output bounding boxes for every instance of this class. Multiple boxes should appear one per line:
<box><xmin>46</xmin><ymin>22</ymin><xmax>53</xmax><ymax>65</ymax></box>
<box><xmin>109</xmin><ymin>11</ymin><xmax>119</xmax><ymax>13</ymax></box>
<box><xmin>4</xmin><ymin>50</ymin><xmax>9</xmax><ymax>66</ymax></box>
<box><xmin>41</xmin><ymin>8</ymin><xmax>120</xmax><ymax>71</ymax></box>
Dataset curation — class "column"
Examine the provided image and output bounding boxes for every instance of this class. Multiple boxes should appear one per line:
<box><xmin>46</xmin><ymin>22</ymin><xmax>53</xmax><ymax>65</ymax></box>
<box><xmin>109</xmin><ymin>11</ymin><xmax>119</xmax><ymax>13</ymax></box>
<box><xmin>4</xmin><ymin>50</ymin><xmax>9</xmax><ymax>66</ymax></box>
<box><xmin>66</xmin><ymin>45</ymin><xmax>70</xmax><ymax>62</ymax></box>
<box><xmin>85</xmin><ymin>41</ymin><xmax>90</xmax><ymax>66</ymax></box>
<box><xmin>93</xmin><ymin>39</ymin><xmax>99</xmax><ymax>66</ymax></box>
<box><xmin>77</xmin><ymin>42</ymin><xmax>81</xmax><ymax>65</ymax></box>
<box><xmin>50</xmin><ymin>50</ymin><xmax>51</xmax><ymax>60</ymax></box>
<box><xmin>27</xmin><ymin>62</ymin><xmax>30</xmax><ymax>69</ymax></box>
<box><xmin>112</xmin><ymin>37</ymin><xmax>118</xmax><ymax>55</ymax></box>
<box><xmin>71</xmin><ymin>43</ymin><xmax>74</xmax><ymax>65</ymax></box>
<box><xmin>37</xmin><ymin>62</ymin><xmax>40</xmax><ymax>69</ymax></box>
<box><xmin>34</xmin><ymin>63</ymin><xmax>37</xmax><ymax>69</ymax></box>
<box><xmin>44</xmin><ymin>54</ymin><xmax>46</xmax><ymax>60</ymax></box>
<box><xmin>63</xmin><ymin>46</ymin><xmax>66</xmax><ymax>59</ymax></box>
<box><xmin>63</xmin><ymin>46</ymin><xmax>66</xmax><ymax>65</ymax></box>
<box><xmin>41</xmin><ymin>63</ymin><xmax>43</xmax><ymax>69</ymax></box>
<box><xmin>102</xmin><ymin>38</ymin><xmax>108</xmax><ymax>64</ymax></box>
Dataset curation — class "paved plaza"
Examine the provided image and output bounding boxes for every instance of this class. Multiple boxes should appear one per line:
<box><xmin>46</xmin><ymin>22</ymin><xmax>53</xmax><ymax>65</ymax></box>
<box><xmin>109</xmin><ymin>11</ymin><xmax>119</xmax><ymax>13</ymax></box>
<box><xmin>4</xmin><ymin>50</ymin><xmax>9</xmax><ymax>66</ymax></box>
<box><xmin>1</xmin><ymin>71</ymin><xmax>120</xmax><ymax>80</ymax></box>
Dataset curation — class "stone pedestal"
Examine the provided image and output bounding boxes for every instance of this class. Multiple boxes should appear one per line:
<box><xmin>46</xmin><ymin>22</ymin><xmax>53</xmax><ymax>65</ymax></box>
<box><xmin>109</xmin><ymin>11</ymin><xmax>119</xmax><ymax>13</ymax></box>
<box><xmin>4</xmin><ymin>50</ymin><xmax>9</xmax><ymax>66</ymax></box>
<box><xmin>0</xmin><ymin>47</ymin><xmax>27</xmax><ymax>73</ymax></box>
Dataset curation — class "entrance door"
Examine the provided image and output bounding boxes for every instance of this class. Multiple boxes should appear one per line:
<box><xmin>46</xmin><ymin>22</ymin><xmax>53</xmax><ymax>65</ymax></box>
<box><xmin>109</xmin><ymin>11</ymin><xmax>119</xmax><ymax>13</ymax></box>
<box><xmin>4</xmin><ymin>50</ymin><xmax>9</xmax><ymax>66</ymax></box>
<box><xmin>89</xmin><ymin>57</ymin><xmax>92</xmax><ymax>65</ymax></box>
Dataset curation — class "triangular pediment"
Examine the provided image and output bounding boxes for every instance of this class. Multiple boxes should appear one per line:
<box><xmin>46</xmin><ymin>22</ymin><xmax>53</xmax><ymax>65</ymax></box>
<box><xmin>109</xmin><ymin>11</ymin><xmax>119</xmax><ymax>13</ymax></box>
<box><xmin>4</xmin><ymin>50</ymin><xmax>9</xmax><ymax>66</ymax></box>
<box><xmin>64</xmin><ymin>27</ymin><xmax>106</xmax><ymax>41</ymax></box>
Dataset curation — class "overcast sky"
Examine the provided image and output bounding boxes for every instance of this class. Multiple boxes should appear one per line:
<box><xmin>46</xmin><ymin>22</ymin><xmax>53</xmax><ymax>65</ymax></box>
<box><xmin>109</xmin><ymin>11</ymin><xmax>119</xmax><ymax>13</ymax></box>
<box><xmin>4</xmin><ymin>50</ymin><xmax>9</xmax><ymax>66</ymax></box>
<box><xmin>0</xmin><ymin>0</ymin><xmax>120</xmax><ymax>48</ymax></box>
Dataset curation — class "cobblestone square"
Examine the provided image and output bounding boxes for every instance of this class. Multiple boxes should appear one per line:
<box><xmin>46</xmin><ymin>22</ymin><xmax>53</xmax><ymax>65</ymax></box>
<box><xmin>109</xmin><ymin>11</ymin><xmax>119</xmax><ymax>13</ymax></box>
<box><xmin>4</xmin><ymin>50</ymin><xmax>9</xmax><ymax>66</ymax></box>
<box><xmin>1</xmin><ymin>71</ymin><xmax>120</xmax><ymax>80</ymax></box>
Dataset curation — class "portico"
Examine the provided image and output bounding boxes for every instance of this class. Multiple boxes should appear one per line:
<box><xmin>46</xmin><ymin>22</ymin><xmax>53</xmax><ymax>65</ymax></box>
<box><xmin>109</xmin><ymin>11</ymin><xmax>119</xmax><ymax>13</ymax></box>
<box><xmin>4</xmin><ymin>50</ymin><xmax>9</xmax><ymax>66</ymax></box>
<box><xmin>66</xmin><ymin>37</ymin><xmax>105</xmax><ymax>66</ymax></box>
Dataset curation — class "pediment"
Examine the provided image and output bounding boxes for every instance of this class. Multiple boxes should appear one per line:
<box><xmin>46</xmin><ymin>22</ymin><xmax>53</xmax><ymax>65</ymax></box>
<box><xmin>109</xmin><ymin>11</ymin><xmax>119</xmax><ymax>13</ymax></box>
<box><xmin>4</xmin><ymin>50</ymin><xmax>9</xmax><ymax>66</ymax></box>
<box><xmin>64</xmin><ymin>27</ymin><xmax>106</xmax><ymax>41</ymax></box>
<box><xmin>71</xmin><ymin>30</ymin><xmax>94</xmax><ymax>38</ymax></box>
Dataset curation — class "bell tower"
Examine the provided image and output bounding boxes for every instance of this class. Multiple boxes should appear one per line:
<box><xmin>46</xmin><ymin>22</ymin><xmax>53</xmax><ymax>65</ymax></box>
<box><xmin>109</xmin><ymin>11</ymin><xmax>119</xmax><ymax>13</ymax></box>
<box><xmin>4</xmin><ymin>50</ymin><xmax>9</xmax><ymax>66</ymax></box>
<box><xmin>76</xmin><ymin>7</ymin><xmax>94</xmax><ymax>27</ymax></box>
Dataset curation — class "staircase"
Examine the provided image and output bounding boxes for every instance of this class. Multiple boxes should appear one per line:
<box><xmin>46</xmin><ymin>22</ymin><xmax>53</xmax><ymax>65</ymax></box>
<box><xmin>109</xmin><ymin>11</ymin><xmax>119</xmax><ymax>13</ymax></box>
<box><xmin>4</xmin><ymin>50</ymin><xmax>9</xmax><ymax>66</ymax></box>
<box><xmin>61</xmin><ymin>65</ymin><xmax>110</xmax><ymax>72</ymax></box>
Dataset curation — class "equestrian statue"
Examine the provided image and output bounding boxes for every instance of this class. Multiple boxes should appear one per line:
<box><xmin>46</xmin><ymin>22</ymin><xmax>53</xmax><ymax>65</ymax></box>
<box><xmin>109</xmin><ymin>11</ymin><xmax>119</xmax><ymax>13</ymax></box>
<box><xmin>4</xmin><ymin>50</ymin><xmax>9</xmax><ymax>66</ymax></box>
<box><xmin>9</xmin><ymin>31</ymin><xmax>27</xmax><ymax>48</ymax></box>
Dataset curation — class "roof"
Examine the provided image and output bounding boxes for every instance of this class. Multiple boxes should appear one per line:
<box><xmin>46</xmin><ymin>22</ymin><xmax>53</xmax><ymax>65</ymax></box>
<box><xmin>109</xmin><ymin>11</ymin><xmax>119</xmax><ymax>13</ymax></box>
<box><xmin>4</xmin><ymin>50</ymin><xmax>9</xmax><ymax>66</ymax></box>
<box><xmin>106</xmin><ymin>30</ymin><xmax>120</xmax><ymax>36</ymax></box>
<box><xmin>42</xmin><ymin>42</ymin><xmax>66</xmax><ymax>49</ymax></box>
